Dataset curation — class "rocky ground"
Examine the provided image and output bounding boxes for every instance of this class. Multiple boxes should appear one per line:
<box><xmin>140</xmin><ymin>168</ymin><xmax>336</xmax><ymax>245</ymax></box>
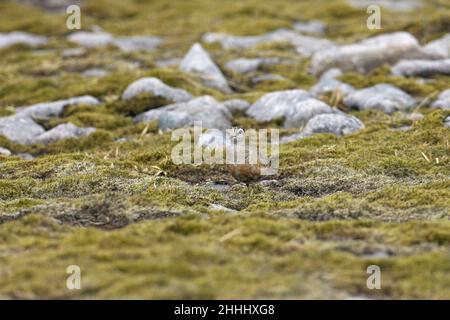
<box><xmin>0</xmin><ymin>0</ymin><xmax>449</xmax><ymax>299</ymax></box>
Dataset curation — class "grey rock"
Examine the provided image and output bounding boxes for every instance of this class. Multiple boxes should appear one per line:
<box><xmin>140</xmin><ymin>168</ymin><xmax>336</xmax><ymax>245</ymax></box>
<box><xmin>225</xmin><ymin>57</ymin><xmax>279</xmax><ymax>74</ymax></box>
<box><xmin>281</xmin><ymin>114</ymin><xmax>364</xmax><ymax>143</ymax></box>
<box><xmin>209</xmin><ymin>203</ymin><xmax>236</xmax><ymax>213</ymax></box>
<box><xmin>134</xmin><ymin>96</ymin><xmax>232</xmax><ymax>131</ymax></box>
<box><xmin>0</xmin><ymin>31</ymin><xmax>47</xmax><ymax>49</ymax></box>
<box><xmin>179</xmin><ymin>43</ymin><xmax>232</xmax><ymax>93</ymax></box>
<box><xmin>246</xmin><ymin>89</ymin><xmax>311</xmax><ymax>122</ymax></box>
<box><xmin>445</xmin><ymin>116</ymin><xmax>450</xmax><ymax>128</ymax></box>
<box><xmin>423</xmin><ymin>34</ymin><xmax>450</xmax><ymax>59</ymax></box>
<box><xmin>17</xmin><ymin>153</ymin><xmax>35</xmax><ymax>160</ymax></box>
<box><xmin>67</xmin><ymin>31</ymin><xmax>114</xmax><ymax>48</ymax></box>
<box><xmin>32</xmin><ymin>123</ymin><xmax>96</xmax><ymax>145</ymax></box>
<box><xmin>0</xmin><ymin>115</ymin><xmax>45</xmax><ymax>144</ymax></box>
<box><xmin>81</xmin><ymin>68</ymin><xmax>109</xmax><ymax>77</ymax></box>
<box><xmin>203</xmin><ymin>29</ymin><xmax>334</xmax><ymax>57</ymax></box>
<box><xmin>293</xmin><ymin>20</ymin><xmax>326</xmax><ymax>35</ymax></box>
<box><xmin>347</xmin><ymin>0</ymin><xmax>422</xmax><ymax>11</ymax></box>
<box><xmin>343</xmin><ymin>84</ymin><xmax>416</xmax><ymax>113</ymax></box>
<box><xmin>113</xmin><ymin>36</ymin><xmax>162</xmax><ymax>52</ymax></box>
<box><xmin>391</xmin><ymin>59</ymin><xmax>450</xmax><ymax>77</ymax></box>
<box><xmin>311</xmin><ymin>32</ymin><xmax>428</xmax><ymax>76</ymax></box>
<box><xmin>122</xmin><ymin>77</ymin><xmax>192</xmax><ymax>102</ymax></box>
<box><xmin>431</xmin><ymin>89</ymin><xmax>450</xmax><ymax>110</ymax></box>
<box><xmin>408</xmin><ymin>112</ymin><xmax>424</xmax><ymax>122</ymax></box>
<box><xmin>16</xmin><ymin>95</ymin><xmax>100</xmax><ymax>118</ymax></box>
<box><xmin>284</xmin><ymin>99</ymin><xmax>342</xmax><ymax>128</ymax></box>
<box><xmin>221</xmin><ymin>99</ymin><xmax>250</xmax><ymax>114</ymax></box>
<box><xmin>310</xmin><ymin>68</ymin><xmax>355</xmax><ymax>97</ymax></box>
<box><xmin>62</xmin><ymin>47</ymin><xmax>86</xmax><ymax>58</ymax></box>
<box><xmin>252</xmin><ymin>74</ymin><xmax>286</xmax><ymax>84</ymax></box>
<box><xmin>0</xmin><ymin>147</ymin><xmax>11</xmax><ymax>156</ymax></box>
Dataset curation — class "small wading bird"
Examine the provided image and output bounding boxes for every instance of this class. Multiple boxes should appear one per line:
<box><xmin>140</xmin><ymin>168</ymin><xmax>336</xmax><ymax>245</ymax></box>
<box><xmin>226</xmin><ymin>127</ymin><xmax>264</xmax><ymax>185</ymax></box>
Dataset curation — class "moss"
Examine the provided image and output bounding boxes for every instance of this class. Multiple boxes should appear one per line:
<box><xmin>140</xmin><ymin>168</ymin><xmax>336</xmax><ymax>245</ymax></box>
<box><xmin>0</xmin><ymin>0</ymin><xmax>448</xmax><ymax>299</ymax></box>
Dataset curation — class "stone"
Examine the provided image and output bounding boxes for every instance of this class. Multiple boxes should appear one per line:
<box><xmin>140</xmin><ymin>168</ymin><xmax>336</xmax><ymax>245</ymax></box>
<box><xmin>113</xmin><ymin>36</ymin><xmax>163</xmax><ymax>52</ymax></box>
<box><xmin>0</xmin><ymin>147</ymin><xmax>11</xmax><ymax>156</ymax></box>
<box><xmin>0</xmin><ymin>31</ymin><xmax>47</xmax><ymax>49</ymax></box>
<box><xmin>134</xmin><ymin>96</ymin><xmax>232</xmax><ymax>131</ymax></box>
<box><xmin>409</xmin><ymin>112</ymin><xmax>424</xmax><ymax>122</ymax></box>
<box><xmin>283</xmin><ymin>99</ymin><xmax>342</xmax><ymax>128</ymax></box>
<box><xmin>179</xmin><ymin>43</ymin><xmax>232</xmax><ymax>93</ymax></box>
<box><xmin>17</xmin><ymin>153</ymin><xmax>35</xmax><ymax>160</ymax></box>
<box><xmin>121</xmin><ymin>77</ymin><xmax>192</xmax><ymax>102</ymax></box>
<box><xmin>225</xmin><ymin>57</ymin><xmax>279</xmax><ymax>74</ymax></box>
<box><xmin>156</xmin><ymin>58</ymin><xmax>182</xmax><ymax>68</ymax></box>
<box><xmin>343</xmin><ymin>84</ymin><xmax>416</xmax><ymax>113</ymax></box>
<box><xmin>68</xmin><ymin>31</ymin><xmax>162</xmax><ymax>52</ymax></box>
<box><xmin>0</xmin><ymin>115</ymin><xmax>45</xmax><ymax>145</ymax></box>
<box><xmin>62</xmin><ymin>47</ymin><xmax>87</xmax><ymax>58</ymax></box>
<box><xmin>281</xmin><ymin>114</ymin><xmax>364</xmax><ymax>143</ymax></box>
<box><xmin>81</xmin><ymin>68</ymin><xmax>109</xmax><ymax>77</ymax></box>
<box><xmin>221</xmin><ymin>99</ymin><xmax>250</xmax><ymax>114</ymax></box>
<box><xmin>293</xmin><ymin>20</ymin><xmax>326</xmax><ymax>35</ymax></box>
<box><xmin>67</xmin><ymin>31</ymin><xmax>114</xmax><ymax>48</ymax></box>
<box><xmin>391</xmin><ymin>59</ymin><xmax>450</xmax><ymax>77</ymax></box>
<box><xmin>246</xmin><ymin>89</ymin><xmax>311</xmax><ymax>122</ymax></box>
<box><xmin>423</xmin><ymin>34</ymin><xmax>450</xmax><ymax>59</ymax></box>
<box><xmin>310</xmin><ymin>68</ymin><xmax>355</xmax><ymax>97</ymax></box>
<box><xmin>32</xmin><ymin>123</ymin><xmax>96</xmax><ymax>145</ymax></box>
<box><xmin>209</xmin><ymin>203</ymin><xmax>236</xmax><ymax>213</ymax></box>
<box><xmin>16</xmin><ymin>95</ymin><xmax>100</xmax><ymax>118</ymax></box>
<box><xmin>311</xmin><ymin>32</ymin><xmax>429</xmax><ymax>76</ymax></box>
<box><xmin>431</xmin><ymin>89</ymin><xmax>450</xmax><ymax>110</ymax></box>
<box><xmin>203</xmin><ymin>29</ymin><xmax>334</xmax><ymax>57</ymax></box>
<box><xmin>445</xmin><ymin>116</ymin><xmax>450</xmax><ymax>128</ymax></box>
<box><xmin>252</xmin><ymin>74</ymin><xmax>286</xmax><ymax>84</ymax></box>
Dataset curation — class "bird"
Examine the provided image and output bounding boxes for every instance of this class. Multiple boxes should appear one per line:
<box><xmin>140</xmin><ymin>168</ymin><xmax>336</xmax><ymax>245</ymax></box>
<box><xmin>225</xmin><ymin>127</ymin><xmax>264</xmax><ymax>185</ymax></box>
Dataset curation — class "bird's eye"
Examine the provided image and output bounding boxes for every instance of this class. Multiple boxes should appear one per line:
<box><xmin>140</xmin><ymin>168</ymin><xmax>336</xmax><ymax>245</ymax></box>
<box><xmin>237</xmin><ymin>128</ymin><xmax>244</xmax><ymax>135</ymax></box>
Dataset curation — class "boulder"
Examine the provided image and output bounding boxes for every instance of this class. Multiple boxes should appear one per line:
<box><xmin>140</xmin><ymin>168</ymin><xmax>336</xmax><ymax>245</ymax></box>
<box><xmin>431</xmin><ymin>89</ymin><xmax>450</xmax><ymax>110</ymax></box>
<box><xmin>343</xmin><ymin>84</ymin><xmax>416</xmax><ymax>113</ymax></box>
<box><xmin>0</xmin><ymin>115</ymin><xmax>45</xmax><ymax>144</ymax></box>
<box><xmin>0</xmin><ymin>31</ymin><xmax>47</xmax><ymax>48</ymax></box>
<box><xmin>310</xmin><ymin>68</ymin><xmax>355</xmax><ymax>97</ymax></box>
<box><xmin>311</xmin><ymin>32</ymin><xmax>429</xmax><ymax>76</ymax></box>
<box><xmin>179</xmin><ymin>43</ymin><xmax>232</xmax><ymax>93</ymax></box>
<box><xmin>423</xmin><ymin>34</ymin><xmax>450</xmax><ymax>59</ymax></box>
<box><xmin>134</xmin><ymin>96</ymin><xmax>232</xmax><ymax>131</ymax></box>
<box><xmin>391</xmin><ymin>59</ymin><xmax>450</xmax><ymax>77</ymax></box>
<box><xmin>122</xmin><ymin>77</ymin><xmax>192</xmax><ymax>102</ymax></box>
<box><xmin>32</xmin><ymin>123</ymin><xmax>96</xmax><ymax>145</ymax></box>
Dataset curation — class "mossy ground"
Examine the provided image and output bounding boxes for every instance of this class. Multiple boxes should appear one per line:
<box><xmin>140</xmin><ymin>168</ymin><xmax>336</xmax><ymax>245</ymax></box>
<box><xmin>0</xmin><ymin>0</ymin><xmax>449</xmax><ymax>299</ymax></box>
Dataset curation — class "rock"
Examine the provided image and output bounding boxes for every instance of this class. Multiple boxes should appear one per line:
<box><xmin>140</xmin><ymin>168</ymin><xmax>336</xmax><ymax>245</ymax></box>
<box><xmin>246</xmin><ymin>89</ymin><xmax>311</xmax><ymax>122</ymax></box>
<box><xmin>445</xmin><ymin>116</ymin><xmax>450</xmax><ymax>128</ymax></box>
<box><xmin>17</xmin><ymin>153</ymin><xmax>35</xmax><ymax>160</ymax></box>
<box><xmin>310</xmin><ymin>68</ymin><xmax>355</xmax><ymax>97</ymax></box>
<box><xmin>113</xmin><ymin>36</ymin><xmax>162</xmax><ymax>52</ymax></box>
<box><xmin>16</xmin><ymin>95</ymin><xmax>100</xmax><ymax>118</ymax></box>
<box><xmin>423</xmin><ymin>34</ymin><xmax>450</xmax><ymax>59</ymax></box>
<box><xmin>431</xmin><ymin>89</ymin><xmax>450</xmax><ymax>110</ymax></box>
<box><xmin>252</xmin><ymin>74</ymin><xmax>286</xmax><ymax>84</ymax></box>
<box><xmin>347</xmin><ymin>0</ymin><xmax>422</xmax><ymax>11</ymax></box>
<box><xmin>311</xmin><ymin>32</ymin><xmax>428</xmax><ymax>76</ymax></box>
<box><xmin>62</xmin><ymin>47</ymin><xmax>87</xmax><ymax>58</ymax></box>
<box><xmin>121</xmin><ymin>77</ymin><xmax>192</xmax><ymax>102</ymax></box>
<box><xmin>68</xmin><ymin>31</ymin><xmax>162</xmax><ymax>52</ymax></box>
<box><xmin>343</xmin><ymin>84</ymin><xmax>416</xmax><ymax>113</ymax></box>
<box><xmin>32</xmin><ymin>123</ymin><xmax>96</xmax><ymax>145</ymax></box>
<box><xmin>284</xmin><ymin>99</ymin><xmax>342</xmax><ymax>128</ymax></box>
<box><xmin>409</xmin><ymin>112</ymin><xmax>424</xmax><ymax>122</ymax></box>
<box><xmin>81</xmin><ymin>68</ymin><xmax>109</xmax><ymax>77</ymax></box>
<box><xmin>134</xmin><ymin>96</ymin><xmax>232</xmax><ymax>131</ymax></box>
<box><xmin>391</xmin><ymin>59</ymin><xmax>450</xmax><ymax>77</ymax></box>
<box><xmin>209</xmin><ymin>203</ymin><xmax>236</xmax><ymax>213</ymax></box>
<box><xmin>293</xmin><ymin>20</ymin><xmax>326</xmax><ymax>35</ymax></box>
<box><xmin>0</xmin><ymin>31</ymin><xmax>47</xmax><ymax>49</ymax></box>
<box><xmin>281</xmin><ymin>114</ymin><xmax>364</xmax><ymax>143</ymax></box>
<box><xmin>225</xmin><ymin>57</ymin><xmax>279</xmax><ymax>74</ymax></box>
<box><xmin>221</xmin><ymin>99</ymin><xmax>250</xmax><ymax>114</ymax></box>
<box><xmin>179</xmin><ymin>43</ymin><xmax>231</xmax><ymax>93</ymax></box>
<box><xmin>0</xmin><ymin>147</ymin><xmax>11</xmax><ymax>156</ymax></box>
<box><xmin>67</xmin><ymin>31</ymin><xmax>114</xmax><ymax>48</ymax></box>
<box><xmin>203</xmin><ymin>29</ymin><xmax>334</xmax><ymax>57</ymax></box>
<box><xmin>0</xmin><ymin>115</ymin><xmax>45</xmax><ymax>144</ymax></box>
